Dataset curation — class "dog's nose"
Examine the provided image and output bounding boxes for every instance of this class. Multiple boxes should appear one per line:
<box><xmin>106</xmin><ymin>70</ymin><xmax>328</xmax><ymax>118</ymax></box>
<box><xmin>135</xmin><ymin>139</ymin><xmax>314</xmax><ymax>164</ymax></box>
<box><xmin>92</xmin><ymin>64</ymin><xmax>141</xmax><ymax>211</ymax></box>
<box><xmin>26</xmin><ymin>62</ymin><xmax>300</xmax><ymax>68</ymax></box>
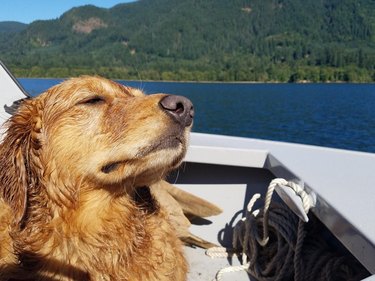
<box><xmin>159</xmin><ymin>95</ymin><xmax>194</xmax><ymax>127</ymax></box>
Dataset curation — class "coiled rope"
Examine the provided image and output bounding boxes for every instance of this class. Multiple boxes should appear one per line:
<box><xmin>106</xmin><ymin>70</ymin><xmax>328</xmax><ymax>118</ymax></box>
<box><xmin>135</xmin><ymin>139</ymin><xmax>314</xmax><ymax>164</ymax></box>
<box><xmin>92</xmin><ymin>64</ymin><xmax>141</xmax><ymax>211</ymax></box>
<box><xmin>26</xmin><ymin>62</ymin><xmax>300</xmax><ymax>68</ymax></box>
<box><xmin>206</xmin><ymin>178</ymin><xmax>368</xmax><ymax>281</ymax></box>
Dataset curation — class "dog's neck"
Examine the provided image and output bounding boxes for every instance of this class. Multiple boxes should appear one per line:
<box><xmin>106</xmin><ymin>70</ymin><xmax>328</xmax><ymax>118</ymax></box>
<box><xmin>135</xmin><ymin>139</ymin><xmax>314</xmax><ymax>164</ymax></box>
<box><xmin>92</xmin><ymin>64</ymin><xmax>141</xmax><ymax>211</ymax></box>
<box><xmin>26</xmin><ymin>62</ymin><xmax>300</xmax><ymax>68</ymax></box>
<box><xmin>14</xmin><ymin>182</ymin><xmax>159</xmax><ymax>256</ymax></box>
<box><xmin>27</xmin><ymin>180</ymin><xmax>159</xmax><ymax>226</ymax></box>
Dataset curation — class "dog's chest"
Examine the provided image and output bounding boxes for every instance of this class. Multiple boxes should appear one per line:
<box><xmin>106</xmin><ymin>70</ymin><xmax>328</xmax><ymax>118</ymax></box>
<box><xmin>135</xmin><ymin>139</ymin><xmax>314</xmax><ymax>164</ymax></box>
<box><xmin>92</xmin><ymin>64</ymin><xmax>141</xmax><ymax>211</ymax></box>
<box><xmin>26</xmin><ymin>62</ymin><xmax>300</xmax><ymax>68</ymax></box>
<box><xmin>44</xmin><ymin>218</ymin><xmax>182</xmax><ymax>280</ymax></box>
<box><xmin>15</xmin><ymin>224</ymin><xmax>131</xmax><ymax>279</ymax></box>
<box><xmin>14</xmin><ymin>189</ymin><xmax>186</xmax><ymax>280</ymax></box>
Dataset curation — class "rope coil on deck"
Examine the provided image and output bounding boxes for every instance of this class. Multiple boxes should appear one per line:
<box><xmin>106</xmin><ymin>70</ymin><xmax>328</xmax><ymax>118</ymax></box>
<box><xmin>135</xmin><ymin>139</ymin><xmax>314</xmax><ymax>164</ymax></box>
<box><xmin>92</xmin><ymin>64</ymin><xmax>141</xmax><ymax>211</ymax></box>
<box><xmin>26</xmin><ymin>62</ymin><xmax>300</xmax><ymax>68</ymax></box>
<box><xmin>206</xmin><ymin>178</ymin><xmax>368</xmax><ymax>281</ymax></box>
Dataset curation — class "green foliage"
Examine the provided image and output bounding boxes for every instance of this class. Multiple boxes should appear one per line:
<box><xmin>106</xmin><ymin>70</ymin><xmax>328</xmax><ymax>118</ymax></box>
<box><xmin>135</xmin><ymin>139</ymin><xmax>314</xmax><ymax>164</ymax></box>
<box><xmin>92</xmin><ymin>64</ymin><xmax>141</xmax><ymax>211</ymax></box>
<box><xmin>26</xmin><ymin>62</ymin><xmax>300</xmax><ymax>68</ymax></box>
<box><xmin>0</xmin><ymin>21</ymin><xmax>27</xmax><ymax>33</ymax></box>
<box><xmin>0</xmin><ymin>0</ymin><xmax>374</xmax><ymax>82</ymax></box>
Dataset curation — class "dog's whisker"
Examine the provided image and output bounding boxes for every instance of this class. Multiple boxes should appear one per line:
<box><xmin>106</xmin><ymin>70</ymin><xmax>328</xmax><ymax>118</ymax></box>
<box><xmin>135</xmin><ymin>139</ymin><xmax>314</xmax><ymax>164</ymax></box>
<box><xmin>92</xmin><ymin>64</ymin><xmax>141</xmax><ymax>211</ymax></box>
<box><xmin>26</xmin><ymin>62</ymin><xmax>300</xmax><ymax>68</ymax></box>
<box><xmin>173</xmin><ymin>169</ymin><xmax>180</xmax><ymax>185</ymax></box>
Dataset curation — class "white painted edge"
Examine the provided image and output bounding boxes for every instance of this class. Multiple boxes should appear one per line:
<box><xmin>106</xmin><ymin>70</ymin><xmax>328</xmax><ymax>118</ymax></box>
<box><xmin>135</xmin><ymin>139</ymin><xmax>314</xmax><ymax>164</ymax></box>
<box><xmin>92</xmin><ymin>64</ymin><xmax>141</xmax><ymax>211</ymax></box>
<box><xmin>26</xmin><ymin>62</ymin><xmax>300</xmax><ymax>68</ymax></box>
<box><xmin>185</xmin><ymin>145</ymin><xmax>268</xmax><ymax>168</ymax></box>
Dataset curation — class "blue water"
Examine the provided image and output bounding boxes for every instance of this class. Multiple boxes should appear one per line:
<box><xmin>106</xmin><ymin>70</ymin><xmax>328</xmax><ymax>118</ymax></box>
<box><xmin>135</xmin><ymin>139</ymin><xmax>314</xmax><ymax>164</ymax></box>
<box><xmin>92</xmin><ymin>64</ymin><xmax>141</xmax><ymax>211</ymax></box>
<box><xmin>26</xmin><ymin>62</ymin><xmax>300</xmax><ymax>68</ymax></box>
<box><xmin>19</xmin><ymin>78</ymin><xmax>375</xmax><ymax>153</ymax></box>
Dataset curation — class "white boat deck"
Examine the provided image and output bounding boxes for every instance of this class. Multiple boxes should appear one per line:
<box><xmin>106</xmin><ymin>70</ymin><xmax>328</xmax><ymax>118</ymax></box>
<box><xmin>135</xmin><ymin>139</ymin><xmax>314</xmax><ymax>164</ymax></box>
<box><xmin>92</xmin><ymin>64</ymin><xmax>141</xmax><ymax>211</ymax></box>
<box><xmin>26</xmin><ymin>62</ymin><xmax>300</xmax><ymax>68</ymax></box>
<box><xmin>185</xmin><ymin>132</ymin><xmax>375</xmax><ymax>276</ymax></box>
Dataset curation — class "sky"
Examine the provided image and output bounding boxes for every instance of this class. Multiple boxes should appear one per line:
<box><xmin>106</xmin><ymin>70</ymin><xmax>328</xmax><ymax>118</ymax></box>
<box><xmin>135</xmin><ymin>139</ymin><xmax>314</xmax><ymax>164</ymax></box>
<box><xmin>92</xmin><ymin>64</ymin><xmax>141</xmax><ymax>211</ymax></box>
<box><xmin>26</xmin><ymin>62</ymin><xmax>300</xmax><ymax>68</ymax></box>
<box><xmin>0</xmin><ymin>0</ymin><xmax>135</xmax><ymax>24</ymax></box>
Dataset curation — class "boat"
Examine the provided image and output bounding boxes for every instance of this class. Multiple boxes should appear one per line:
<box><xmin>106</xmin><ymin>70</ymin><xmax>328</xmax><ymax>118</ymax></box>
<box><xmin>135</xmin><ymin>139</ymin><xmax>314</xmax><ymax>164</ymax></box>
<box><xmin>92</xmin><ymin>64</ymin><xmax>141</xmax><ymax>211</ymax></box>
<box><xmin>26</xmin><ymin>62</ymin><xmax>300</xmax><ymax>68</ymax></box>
<box><xmin>1</xmin><ymin>61</ymin><xmax>374</xmax><ymax>281</ymax></box>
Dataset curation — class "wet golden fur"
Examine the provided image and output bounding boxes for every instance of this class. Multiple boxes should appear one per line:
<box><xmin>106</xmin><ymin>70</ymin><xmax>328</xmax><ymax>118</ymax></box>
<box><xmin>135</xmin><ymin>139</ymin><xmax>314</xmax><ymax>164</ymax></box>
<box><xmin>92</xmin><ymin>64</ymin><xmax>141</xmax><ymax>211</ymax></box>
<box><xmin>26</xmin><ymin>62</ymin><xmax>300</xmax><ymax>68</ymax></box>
<box><xmin>0</xmin><ymin>77</ymin><xmax>189</xmax><ymax>280</ymax></box>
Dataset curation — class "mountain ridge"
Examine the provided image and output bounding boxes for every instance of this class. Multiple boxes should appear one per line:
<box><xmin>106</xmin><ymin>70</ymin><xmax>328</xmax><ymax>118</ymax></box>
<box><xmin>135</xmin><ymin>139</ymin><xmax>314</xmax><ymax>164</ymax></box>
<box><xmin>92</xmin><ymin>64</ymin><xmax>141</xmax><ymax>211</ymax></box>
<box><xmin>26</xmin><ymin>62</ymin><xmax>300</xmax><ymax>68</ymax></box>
<box><xmin>0</xmin><ymin>21</ymin><xmax>28</xmax><ymax>33</ymax></box>
<box><xmin>0</xmin><ymin>0</ymin><xmax>374</xmax><ymax>82</ymax></box>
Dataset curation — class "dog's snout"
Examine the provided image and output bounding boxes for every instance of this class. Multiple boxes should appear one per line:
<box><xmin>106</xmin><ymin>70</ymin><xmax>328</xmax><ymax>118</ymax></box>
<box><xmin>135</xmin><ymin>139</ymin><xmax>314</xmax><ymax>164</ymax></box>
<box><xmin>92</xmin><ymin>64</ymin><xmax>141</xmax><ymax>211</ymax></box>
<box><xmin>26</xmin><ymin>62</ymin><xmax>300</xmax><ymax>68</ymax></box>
<box><xmin>159</xmin><ymin>95</ymin><xmax>194</xmax><ymax>127</ymax></box>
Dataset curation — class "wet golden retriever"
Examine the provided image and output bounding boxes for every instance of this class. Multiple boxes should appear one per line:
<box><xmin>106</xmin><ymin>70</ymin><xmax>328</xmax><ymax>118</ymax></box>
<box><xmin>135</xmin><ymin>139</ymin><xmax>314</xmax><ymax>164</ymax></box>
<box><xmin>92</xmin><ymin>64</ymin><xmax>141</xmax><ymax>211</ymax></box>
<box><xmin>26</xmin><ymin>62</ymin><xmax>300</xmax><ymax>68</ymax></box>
<box><xmin>0</xmin><ymin>76</ymin><xmax>195</xmax><ymax>280</ymax></box>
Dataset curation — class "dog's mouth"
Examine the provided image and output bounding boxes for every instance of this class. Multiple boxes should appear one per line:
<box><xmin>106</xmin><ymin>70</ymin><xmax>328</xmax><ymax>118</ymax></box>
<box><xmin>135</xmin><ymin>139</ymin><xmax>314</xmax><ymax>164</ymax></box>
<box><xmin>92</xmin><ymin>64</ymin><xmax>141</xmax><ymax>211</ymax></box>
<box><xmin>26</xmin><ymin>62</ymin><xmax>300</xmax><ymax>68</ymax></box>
<box><xmin>135</xmin><ymin>135</ymin><xmax>185</xmax><ymax>159</ymax></box>
<box><xmin>100</xmin><ymin>134</ymin><xmax>186</xmax><ymax>175</ymax></box>
<box><xmin>101</xmin><ymin>162</ymin><xmax>121</xmax><ymax>174</ymax></box>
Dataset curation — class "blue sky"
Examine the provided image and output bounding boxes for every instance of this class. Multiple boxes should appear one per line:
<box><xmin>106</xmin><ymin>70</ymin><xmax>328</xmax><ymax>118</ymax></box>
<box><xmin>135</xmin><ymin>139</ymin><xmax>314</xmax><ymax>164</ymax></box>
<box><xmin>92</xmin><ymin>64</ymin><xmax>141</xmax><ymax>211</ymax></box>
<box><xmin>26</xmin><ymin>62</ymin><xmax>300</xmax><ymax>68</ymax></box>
<box><xmin>0</xmin><ymin>0</ymin><xmax>135</xmax><ymax>24</ymax></box>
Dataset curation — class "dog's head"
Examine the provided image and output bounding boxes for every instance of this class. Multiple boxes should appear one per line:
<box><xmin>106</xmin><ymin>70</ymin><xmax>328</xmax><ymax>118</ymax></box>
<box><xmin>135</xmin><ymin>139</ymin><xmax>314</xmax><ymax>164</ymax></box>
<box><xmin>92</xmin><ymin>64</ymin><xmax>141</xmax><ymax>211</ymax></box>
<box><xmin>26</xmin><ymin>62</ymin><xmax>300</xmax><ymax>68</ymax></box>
<box><xmin>0</xmin><ymin>76</ymin><xmax>193</xmax><ymax>223</ymax></box>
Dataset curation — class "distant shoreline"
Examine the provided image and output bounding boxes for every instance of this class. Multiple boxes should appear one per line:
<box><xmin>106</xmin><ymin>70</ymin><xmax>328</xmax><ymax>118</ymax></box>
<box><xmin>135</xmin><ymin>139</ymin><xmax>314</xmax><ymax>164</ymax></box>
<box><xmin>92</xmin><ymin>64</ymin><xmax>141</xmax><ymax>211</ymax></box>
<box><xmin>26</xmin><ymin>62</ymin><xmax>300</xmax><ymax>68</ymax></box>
<box><xmin>18</xmin><ymin>77</ymin><xmax>365</xmax><ymax>84</ymax></box>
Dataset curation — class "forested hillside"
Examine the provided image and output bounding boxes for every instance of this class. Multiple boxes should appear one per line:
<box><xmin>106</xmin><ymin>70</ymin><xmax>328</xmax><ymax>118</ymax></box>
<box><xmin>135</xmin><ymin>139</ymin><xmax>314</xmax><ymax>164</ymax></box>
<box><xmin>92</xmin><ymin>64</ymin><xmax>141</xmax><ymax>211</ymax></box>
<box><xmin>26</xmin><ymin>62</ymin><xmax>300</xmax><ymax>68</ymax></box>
<box><xmin>0</xmin><ymin>0</ymin><xmax>374</xmax><ymax>82</ymax></box>
<box><xmin>0</xmin><ymin>21</ymin><xmax>27</xmax><ymax>33</ymax></box>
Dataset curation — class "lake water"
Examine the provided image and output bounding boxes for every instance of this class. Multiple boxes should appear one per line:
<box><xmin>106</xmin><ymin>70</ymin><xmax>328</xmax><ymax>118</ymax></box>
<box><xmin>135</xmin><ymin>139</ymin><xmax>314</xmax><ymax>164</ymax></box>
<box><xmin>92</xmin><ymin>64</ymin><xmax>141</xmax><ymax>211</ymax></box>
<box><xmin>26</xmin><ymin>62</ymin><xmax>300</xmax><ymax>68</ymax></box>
<box><xmin>19</xmin><ymin>78</ymin><xmax>375</xmax><ymax>153</ymax></box>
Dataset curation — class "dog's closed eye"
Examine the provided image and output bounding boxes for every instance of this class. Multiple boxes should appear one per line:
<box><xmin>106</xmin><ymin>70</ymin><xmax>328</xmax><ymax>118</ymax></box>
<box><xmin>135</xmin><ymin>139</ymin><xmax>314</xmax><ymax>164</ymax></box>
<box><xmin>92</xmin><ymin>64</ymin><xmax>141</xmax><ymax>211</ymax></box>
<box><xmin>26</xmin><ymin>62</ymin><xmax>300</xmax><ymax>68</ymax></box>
<box><xmin>79</xmin><ymin>96</ymin><xmax>105</xmax><ymax>105</ymax></box>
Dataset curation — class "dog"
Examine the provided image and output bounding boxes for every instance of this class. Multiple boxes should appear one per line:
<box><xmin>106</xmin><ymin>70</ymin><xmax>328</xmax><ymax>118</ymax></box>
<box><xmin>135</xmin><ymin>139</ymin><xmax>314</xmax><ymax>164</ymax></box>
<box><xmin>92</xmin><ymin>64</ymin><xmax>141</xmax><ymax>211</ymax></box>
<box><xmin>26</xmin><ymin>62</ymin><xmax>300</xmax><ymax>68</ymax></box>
<box><xmin>0</xmin><ymin>76</ymin><xmax>220</xmax><ymax>280</ymax></box>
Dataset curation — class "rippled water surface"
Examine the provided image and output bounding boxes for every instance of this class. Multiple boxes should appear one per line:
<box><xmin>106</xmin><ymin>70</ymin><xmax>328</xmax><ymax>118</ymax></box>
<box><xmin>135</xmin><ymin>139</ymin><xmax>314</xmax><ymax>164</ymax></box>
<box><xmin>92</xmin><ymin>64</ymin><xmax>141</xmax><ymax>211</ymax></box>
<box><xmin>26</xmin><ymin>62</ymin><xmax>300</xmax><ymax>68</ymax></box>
<box><xmin>19</xmin><ymin>79</ymin><xmax>375</xmax><ymax>153</ymax></box>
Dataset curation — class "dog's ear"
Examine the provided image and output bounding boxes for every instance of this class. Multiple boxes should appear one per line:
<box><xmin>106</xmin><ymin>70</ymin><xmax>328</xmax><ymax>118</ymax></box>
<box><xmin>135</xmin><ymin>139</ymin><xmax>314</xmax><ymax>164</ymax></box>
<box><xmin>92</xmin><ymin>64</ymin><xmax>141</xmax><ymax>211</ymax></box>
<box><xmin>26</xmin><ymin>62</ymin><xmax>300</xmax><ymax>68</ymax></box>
<box><xmin>0</xmin><ymin>99</ymin><xmax>43</xmax><ymax>226</ymax></box>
